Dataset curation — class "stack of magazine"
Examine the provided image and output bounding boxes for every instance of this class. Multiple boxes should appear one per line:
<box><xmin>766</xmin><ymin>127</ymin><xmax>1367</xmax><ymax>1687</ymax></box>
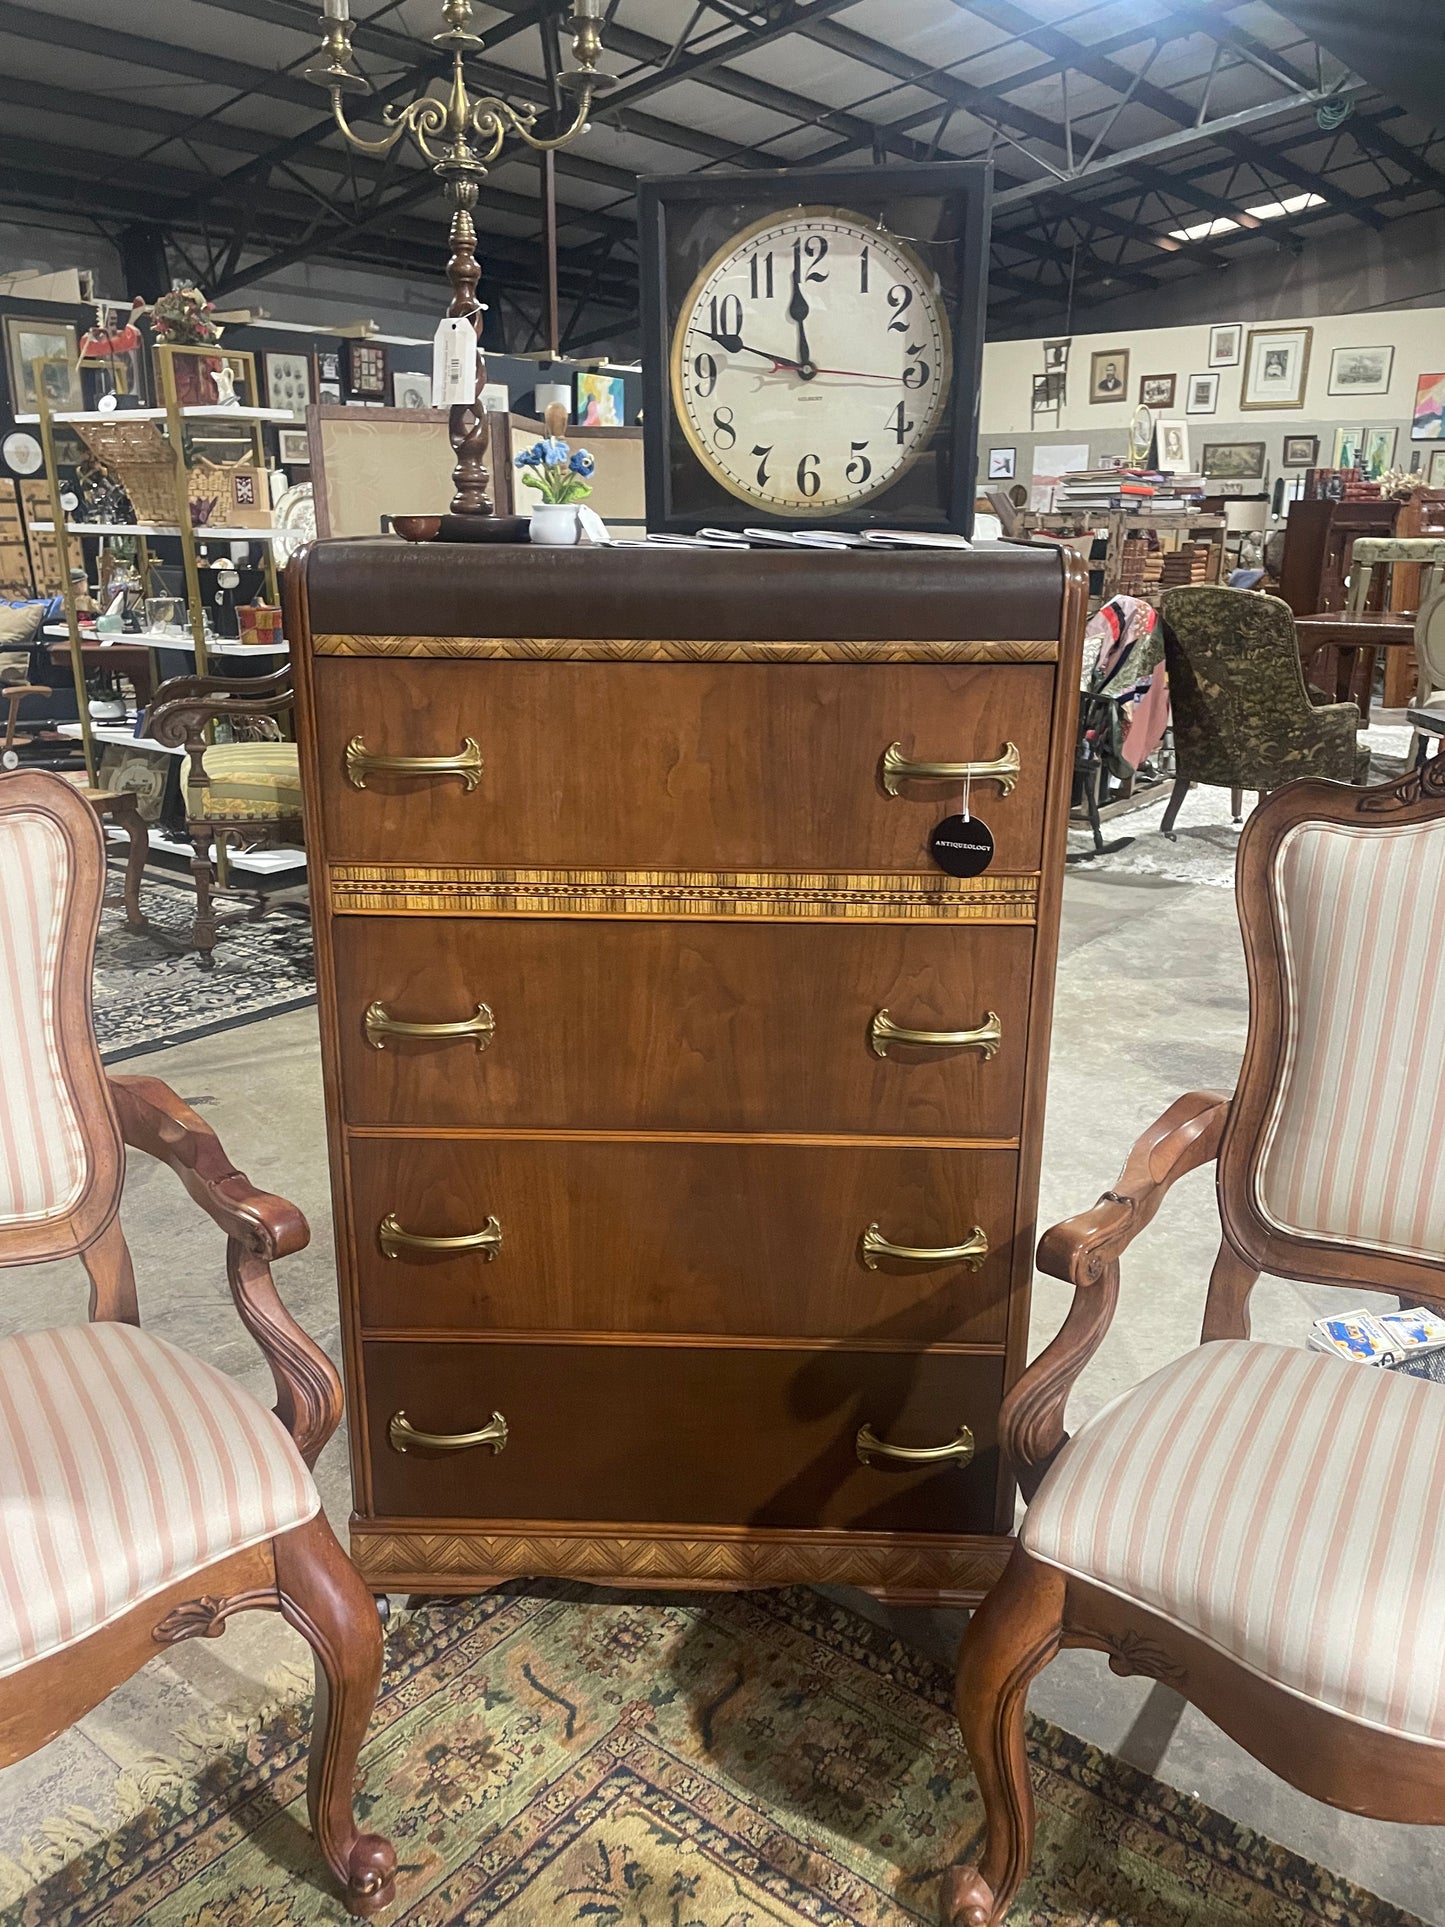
<box><xmin>1310</xmin><ymin>1307</ymin><xmax>1445</xmax><ymax>1382</ymax></box>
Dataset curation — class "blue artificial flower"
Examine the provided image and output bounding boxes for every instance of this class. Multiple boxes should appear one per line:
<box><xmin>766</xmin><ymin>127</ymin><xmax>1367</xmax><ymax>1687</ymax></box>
<box><xmin>514</xmin><ymin>442</ymin><xmax>544</xmax><ymax>470</ymax></box>
<box><xmin>541</xmin><ymin>437</ymin><xmax>570</xmax><ymax>464</ymax></box>
<box><xmin>568</xmin><ymin>449</ymin><xmax>595</xmax><ymax>476</ymax></box>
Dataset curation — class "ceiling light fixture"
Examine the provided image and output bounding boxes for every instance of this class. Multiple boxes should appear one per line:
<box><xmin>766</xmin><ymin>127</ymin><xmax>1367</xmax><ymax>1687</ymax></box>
<box><xmin>1166</xmin><ymin>191</ymin><xmax>1326</xmax><ymax>244</ymax></box>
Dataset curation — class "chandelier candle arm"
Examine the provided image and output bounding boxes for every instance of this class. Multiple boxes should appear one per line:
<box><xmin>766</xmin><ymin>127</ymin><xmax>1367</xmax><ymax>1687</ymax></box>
<box><xmin>310</xmin><ymin>0</ymin><xmax>612</xmax><ymax>528</ymax></box>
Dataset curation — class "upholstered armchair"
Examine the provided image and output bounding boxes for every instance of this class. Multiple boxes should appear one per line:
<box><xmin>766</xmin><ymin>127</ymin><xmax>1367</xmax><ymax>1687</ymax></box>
<box><xmin>1158</xmin><ymin>584</ymin><xmax>1367</xmax><ymax>835</ymax></box>
<box><xmin>147</xmin><ymin>665</ymin><xmax>303</xmax><ymax>967</ymax></box>
<box><xmin>0</xmin><ymin>772</ymin><xmax>393</xmax><ymax>1915</ymax></box>
<box><xmin>940</xmin><ymin>759</ymin><xmax>1445</xmax><ymax>1927</ymax></box>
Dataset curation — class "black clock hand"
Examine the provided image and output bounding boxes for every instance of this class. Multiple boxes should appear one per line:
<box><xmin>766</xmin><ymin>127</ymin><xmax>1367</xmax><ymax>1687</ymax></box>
<box><xmin>787</xmin><ymin>262</ymin><xmax>816</xmax><ymax>380</ymax></box>
<box><xmin>699</xmin><ymin>328</ymin><xmax>803</xmax><ymax>373</ymax></box>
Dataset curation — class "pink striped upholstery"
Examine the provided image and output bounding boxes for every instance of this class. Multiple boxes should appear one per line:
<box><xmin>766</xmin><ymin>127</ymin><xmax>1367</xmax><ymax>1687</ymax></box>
<box><xmin>0</xmin><ymin>808</ymin><xmax>89</xmax><ymax>1226</ymax></box>
<box><xmin>1023</xmin><ymin>1341</ymin><xmax>1445</xmax><ymax>1742</ymax></box>
<box><xmin>0</xmin><ymin>1323</ymin><xmax>318</xmax><ymax>1677</ymax></box>
<box><xmin>1255</xmin><ymin>817</ymin><xmax>1445</xmax><ymax>1259</ymax></box>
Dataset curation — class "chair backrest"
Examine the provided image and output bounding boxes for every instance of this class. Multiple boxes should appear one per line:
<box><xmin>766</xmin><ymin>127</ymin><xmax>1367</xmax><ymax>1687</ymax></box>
<box><xmin>1219</xmin><ymin>760</ymin><xmax>1445</xmax><ymax>1310</ymax></box>
<box><xmin>1415</xmin><ymin>588</ymin><xmax>1445</xmax><ymax>701</ymax></box>
<box><xmin>1347</xmin><ymin>537</ymin><xmax>1445</xmax><ymax>614</ymax></box>
<box><xmin>0</xmin><ymin>772</ymin><xmax>124</xmax><ymax>1268</ymax></box>
<box><xmin>1159</xmin><ymin>585</ymin><xmax>1316</xmax><ymax>787</ymax></box>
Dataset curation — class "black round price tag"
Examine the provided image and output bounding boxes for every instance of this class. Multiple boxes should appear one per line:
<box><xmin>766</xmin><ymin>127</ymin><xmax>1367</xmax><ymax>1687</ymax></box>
<box><xmin>928</xmin><ymin>815</ymin><xmax>995</xmax><ymax>877</ymax></box>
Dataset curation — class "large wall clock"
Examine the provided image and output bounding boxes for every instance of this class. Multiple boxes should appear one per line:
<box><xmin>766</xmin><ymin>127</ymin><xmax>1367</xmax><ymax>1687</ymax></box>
<box><xmin>638</xmin><ymin>162</ymin><xmax>991</xmax><ymax>535</ymax></box>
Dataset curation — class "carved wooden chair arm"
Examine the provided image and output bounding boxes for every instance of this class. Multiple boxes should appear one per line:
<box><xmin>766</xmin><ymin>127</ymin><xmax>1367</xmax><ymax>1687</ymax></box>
<box><xmin>1005</xmin><ymin>1089</ymin><xmax>1232</xmax><ymax>1498</ymax></box>
<box><xmin>107</xmin><ymin>1075</ymin><xmax>341</xmax><ymax>1465</ymax></box>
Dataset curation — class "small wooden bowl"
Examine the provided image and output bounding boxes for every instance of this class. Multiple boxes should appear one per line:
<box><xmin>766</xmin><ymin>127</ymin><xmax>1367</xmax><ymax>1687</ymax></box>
<box><xmin>391</xmin><ymin>515</ymin><xmax>442</xmax><ymax>542</ymax></box>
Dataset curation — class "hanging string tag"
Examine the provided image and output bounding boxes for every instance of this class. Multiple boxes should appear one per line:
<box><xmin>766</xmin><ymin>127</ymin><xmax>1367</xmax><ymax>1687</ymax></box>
<box><xmin>433</xmin><ymin>315</ymin><xmax>478</xmax><ymax>407</ymax></box>
<box><xmin>961</xmin><ymin>764</ymin><xmax>972</xmax><ymax>824</ymax></box>
<box><xmin>927</xmin><ymin>759</ymin><xmax>994</xmax><ymax>876</ymax></box>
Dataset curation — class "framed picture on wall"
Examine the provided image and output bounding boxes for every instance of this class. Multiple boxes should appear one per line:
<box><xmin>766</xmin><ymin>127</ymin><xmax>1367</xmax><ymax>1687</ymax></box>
<box><xmin>1363</xmin><ymin>426</ymin><xmax>1397</xmax><ymax>477</ymax></box>
<box><xmin>1240</xmin><ymin>327</ymin><xmax>1312</xmax><ymax>409</ymax></box>
<box><xmin>1429</xmin><ymin>447</ymin><xmax>1445</xmax><ymax>486</ymax></box>
<box><xmin>1139</xmin><ymin>373</ymin><xmax>1175</xmax><ymax>409</ymax></box>
<box><xmin>1412</xmin><ymin>372</ymin><xmax>1445</xmax><ymax>440</ymax></box>
<box><xmin>1201</xmin><ymin>440</ymin><xmax>1267</xmax><ymax>481</ymax></box>
<box><xmin>392</xmin><ymin>370</ymin><xmax>433</xmax><ymax>409</ymax></box>
<box><xmin>263</xmin><ymin>351</ymin><xmax>312</xmax><ymax>418</ymax></box>
<box><xmin>346</xmin><ymin>340</ymin><xmax>387</xmax><ymax>398</ymax></box>
<box><xmin>1327</xmin><ymin>345</ymin><xmax>1394</xmax><ymax>396</ymax></box>
<box><xmin>1208</xmin><ymin>323</ymin><xmax>1242</xmax><ymax>368</ymax></box>
<box><xmin>987</xmin><ymin>446</ymin><xmax>1016</xmax><ymax>479</ymax></box>
<box><xmin>277</xmin><ymin>426</ymin><xmax>310</xmax><ymax>466</ymax></box>
<box><xmin>1089</xmin><ymin>348</ymin><xmax>1129</xmax><ymax>402</ymax></box>
<box><xmin>1185</xmin><ymin>372</ymin><xmax>1219</xmax><ymax>415</ymax></box>
<box><xmin>1332</xmin><ymin>424</ymin><xmax>1364</xmax><ymax>468</ymax></box>
<box><xmin>1282</xmin><ymin>434</ymin><xmax>1319</xmax><ymax>467</ymax></box>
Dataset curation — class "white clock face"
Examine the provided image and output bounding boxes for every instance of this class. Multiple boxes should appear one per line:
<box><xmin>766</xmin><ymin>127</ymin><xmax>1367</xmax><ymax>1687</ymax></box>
<box><xmin>670</xmin><ymin>207</ymin><xmax>952</xmax><ymax>516</ymax></box>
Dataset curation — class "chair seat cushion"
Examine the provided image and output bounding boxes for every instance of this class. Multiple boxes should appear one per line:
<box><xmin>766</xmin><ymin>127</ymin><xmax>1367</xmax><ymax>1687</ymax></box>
<box><xmin>0</xmin><ymin>1323</ymin><xmax>318</xmax><ymax>1678</ymax></box>
<box><xmin>1022</xmin><ymin>1340</ymin><xmax>1445</xmax><ymax>1743</ymax></box>
<box><xmin>187</xmin><ymin>742</ymin><xmax>301</xmax><ymax>822</ymax></box>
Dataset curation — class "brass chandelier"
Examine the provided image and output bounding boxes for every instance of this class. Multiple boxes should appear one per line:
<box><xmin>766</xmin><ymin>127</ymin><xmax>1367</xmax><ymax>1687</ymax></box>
<box><xmin>308</xmin><ymin>0</ymin><xmax>613</xmax><ymax>529</ymax></box>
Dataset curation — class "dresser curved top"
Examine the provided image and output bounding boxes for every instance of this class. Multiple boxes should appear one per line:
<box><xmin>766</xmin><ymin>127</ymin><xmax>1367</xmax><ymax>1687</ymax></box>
<box><xmin>289</xmin><ymin>536</ymin><xmax>1081</xmax><ymax>660</ymax></box>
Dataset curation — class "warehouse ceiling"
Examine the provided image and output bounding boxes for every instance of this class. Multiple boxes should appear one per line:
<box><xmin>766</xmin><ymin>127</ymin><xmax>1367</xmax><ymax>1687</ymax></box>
<box><xmin>1</xmin><ymin>0</ymin><xmax>1441</xmax><ymax>355</ymax></box>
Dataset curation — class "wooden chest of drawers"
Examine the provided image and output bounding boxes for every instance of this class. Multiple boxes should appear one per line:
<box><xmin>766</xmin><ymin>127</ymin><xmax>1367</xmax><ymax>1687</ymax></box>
<box><xmin>288</xmin><ymin>540</ymin><xmax>1086</xmax><ymax>1604</ymax></box>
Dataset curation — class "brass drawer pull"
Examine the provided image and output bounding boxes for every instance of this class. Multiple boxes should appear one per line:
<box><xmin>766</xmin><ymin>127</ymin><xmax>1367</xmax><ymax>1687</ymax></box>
<box><xmin>364</xmin><ymin>1000</ymin><xmax>496</xmax><ymax>1051</ymax></box>
<box><xmin>379</xmin><ymin>1212</ymin><xmax>502</xmax><ymax>1260</ymax></box>
<box><xmin>856</xmin><ymin>1422</ymin><xmax>974</xmax><ymax>1468</ymax></box>
<box><xmin>870</xmin><ymin>1008</ymin><xmax>1001</xmax><ymax>1060</ymax></box>
<box><xmin>389</xmin><ymin>1409</ymin><xmax>508</xmax><ymax>1455</ymax></box>
<box><xmin>344</xmin><ymin>735</ymin><xmax>483</xmax><ymax>791</ymax></box>
<box><xmin>881</xmin><ymin>740</ymin><xmax>1020</xmax><ymax>797</ymax></box>
<box><xmin>861</xmin><ymin>1222</ymin><xmax>988</xmax><ymax>1270</ymax></box>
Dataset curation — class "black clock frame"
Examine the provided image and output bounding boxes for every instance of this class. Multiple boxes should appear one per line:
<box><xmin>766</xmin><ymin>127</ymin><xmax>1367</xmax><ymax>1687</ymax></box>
<box><xmin>637</xmin><ymin>161</ymin><xmax>992</xmax><ymax>536</ymax></box>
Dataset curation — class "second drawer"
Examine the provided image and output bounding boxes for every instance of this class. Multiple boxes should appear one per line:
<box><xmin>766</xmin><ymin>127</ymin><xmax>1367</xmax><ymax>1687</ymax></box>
<box><xmin>347</xmin><ymin>1135</ymin><xmax>1021</xmax><ymax>1345</ymax></box>
<box><xmin>332</xmin><ymin>917</ymin><xmax>1034</xmax><ymax>1137</ymax></box>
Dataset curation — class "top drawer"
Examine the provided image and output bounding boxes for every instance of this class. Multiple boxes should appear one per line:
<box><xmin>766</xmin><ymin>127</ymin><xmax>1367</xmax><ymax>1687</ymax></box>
<box><xmin>306</xmin><ymin>658</ymin><xmax>1057</xmax><ymax>874</ymax></box>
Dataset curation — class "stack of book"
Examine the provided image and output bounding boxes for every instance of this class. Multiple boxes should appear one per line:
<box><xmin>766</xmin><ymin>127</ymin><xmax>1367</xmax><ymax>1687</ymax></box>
<box><xmin>1056</xmin><ymin>467</ymin><xmax>1207</xmax><ymax>513</ymax></box>
<box><xmin>1302</xmin><ymin>468</ymin><xmax>1383</xmax><ymax>503</ymax></box>
<box><xmin>1157</xmin><ymin>540</ymin><xmax>1218</xmax><ymax>586</ymax></box>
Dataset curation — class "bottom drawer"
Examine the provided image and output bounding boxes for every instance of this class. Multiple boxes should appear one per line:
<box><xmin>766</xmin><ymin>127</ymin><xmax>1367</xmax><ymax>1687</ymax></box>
<box><xmin>360</xmin><ymin>1340</ymin><xmax>1004</xmax><ymax>1535</ymax></box>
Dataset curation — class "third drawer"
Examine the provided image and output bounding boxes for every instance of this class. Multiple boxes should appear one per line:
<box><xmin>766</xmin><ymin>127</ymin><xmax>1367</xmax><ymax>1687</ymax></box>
<box><xmin>346</xmin><ymin>1134</ymin><xmax>1021</xmax><ymax>1345</ymax></box>
<box><xmin>332</xmin><ymin>917</ymin><xmax>1034</xmax><ymax>1137</ymax></box>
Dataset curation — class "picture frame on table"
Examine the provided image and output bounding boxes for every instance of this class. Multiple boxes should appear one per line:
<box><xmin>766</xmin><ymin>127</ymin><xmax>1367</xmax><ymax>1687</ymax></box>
<box><xmin>1139</xmin><ymin>373</ymin><xmax>1176</xmax><ymax>409</ymax></box>
<box><xmin>1282</xmin><ymin>433</ymin><xmax>1319</xmax><ymax>467</ymax></box>
<box><xmin>392</xmin><ymin>370</ymin><xmax>433</xmax><ymax>409</ymax></box>
<box><xmin>1429</xmin><ymin>447</ymin><xmax>1445</xmax><ymax>486</ymax></box>
<box><xmin>318</xmin><ymin>380</ymin><xmax>342</xmax><ymax>404</ymax></box>
<box><xmin>1201</xmin><ymin>439</ymin><xmax>1267</xmax><ymax>481</ymax></box>
<box><xmin>1327</xmin><ymin>345</ymin><xmax>1394</xmax><ymax>397</ymax></box>
<box><xmin>1208</xmin><ymin>323</ymin><xmax>1242</xmax><ymax>368</ymax></box>
<box><xmin>277</xmin><ymin>426</ymin><xmax>311</xmax><ymax>466</ymax></box>
<box><xmin>1156</xmin><ymin>420</ymin><xmax>1190</xmax><ymax>471</ymax></box>
<box><xmin>1089</xmin><ymin>348</ymin><xmax>1129</xmax><ymax>402</ymax></box>
<box><xmin>1185</xmin><ymin>372</ymin><xmax>1219</xmax><ymax>415</ymax></box>
<box><xmin>987</xmin><ymin>446</ymin><xmax>1016</xmax><ymax>480</ymax></box>
<box><xmin>1239</xmin><ymin>326</ymin><xmax>1312</xmax><ymax>409</ymax></box>
<box><xmin>263</xmin><ymin>351</ymin><xmax>312</xmax><ymax>418</ymax></box>
<box><xmin>3</xmin><ymin>317</ymin><xmax>82</xmax><ymax>412</ymax></box>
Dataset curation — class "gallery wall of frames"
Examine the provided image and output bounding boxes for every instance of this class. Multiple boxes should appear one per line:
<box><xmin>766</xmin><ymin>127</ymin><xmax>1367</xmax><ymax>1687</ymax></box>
<box><xmin>979</xmin><ymin>303</ymin><xmax>1445</xmax><ymax>496</ymax></box>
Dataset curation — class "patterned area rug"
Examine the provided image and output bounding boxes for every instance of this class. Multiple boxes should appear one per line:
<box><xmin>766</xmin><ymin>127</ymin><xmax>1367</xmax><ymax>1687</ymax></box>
<box><xmin>93</xmin><ymin>867</ymin><xmax>315</xmax><ymax>1063</ymax></box>
<box><xmin>3</xmin><ymin>1585</ymin><xmax>1419</xmax><ymax>1927</ymax></box>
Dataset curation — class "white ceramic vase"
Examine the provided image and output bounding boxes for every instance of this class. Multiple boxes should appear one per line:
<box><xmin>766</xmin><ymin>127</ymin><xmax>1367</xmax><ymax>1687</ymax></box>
<box><xmin>529</xmin><ymin>502</ymin><xmax>579</xmax><ymax>546</ymax></box>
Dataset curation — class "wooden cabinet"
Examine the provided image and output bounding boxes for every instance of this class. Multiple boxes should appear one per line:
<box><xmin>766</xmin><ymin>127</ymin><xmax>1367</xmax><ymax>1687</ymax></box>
<box><xmin>290</xmin><ymin>540</ymin><xmax>1086</xmax><ymax>1604</ymax></box>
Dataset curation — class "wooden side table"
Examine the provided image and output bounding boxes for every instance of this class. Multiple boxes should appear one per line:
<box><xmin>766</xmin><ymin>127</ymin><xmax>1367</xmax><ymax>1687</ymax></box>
<box><xmin>1294</xmin><ymin>610</ymin><xmax>1417</xmax><ymax>724</ymax></box>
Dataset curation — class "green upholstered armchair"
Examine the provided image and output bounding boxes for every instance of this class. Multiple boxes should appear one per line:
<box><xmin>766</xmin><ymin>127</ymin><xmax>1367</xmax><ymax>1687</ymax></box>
<box><xmin>1158</xmin><ymin>585</ymin><xmax>1368</xmax><ymax>836</ymax></box>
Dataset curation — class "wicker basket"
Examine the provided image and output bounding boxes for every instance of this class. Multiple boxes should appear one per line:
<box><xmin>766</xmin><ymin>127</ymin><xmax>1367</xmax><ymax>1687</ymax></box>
<box><xmin>73</xmin><ymin>420</ymin><xmax>179</xmax><ymax>526</ymax></box>
<box><xmin>187</xmin><ymin>456</ymin><xmax>272</xmax><ymax>530</ymax></box>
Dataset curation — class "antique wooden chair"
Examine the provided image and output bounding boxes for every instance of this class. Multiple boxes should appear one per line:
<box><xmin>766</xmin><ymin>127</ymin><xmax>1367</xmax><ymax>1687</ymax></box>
<box><xmin>147</xmin><ymin>664</ymin><xmax>303</xmax><ymax>968</ymax></box>
<box><xmin>0</xmin><ymin>771</ymin><xmax>393</xmax><ymax>1916</ymax></box>
<box><xmin>942</xmin><ymin>757</ymin><xmax>1445</xmax><ymax>1927</ymax></box>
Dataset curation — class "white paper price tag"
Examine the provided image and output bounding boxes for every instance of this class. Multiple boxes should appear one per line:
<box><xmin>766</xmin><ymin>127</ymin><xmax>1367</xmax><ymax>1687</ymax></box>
<box><xmin>433</xmin><ymin>316</ymin><xmax>478</xmax><ymax>407</ymax></box>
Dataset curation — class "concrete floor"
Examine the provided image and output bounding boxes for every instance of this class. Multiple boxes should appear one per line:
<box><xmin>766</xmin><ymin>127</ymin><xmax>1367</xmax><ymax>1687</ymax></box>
<box><xmin>1</xmin><ymin>844</ymin><xmax>1441</xmax><ymax>1919</ymax></box>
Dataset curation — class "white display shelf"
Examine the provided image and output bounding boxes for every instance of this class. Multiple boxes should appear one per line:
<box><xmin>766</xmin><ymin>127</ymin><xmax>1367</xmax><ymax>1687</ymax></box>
<box><xmin>19</xmin><ymin>405</ymin><xmax>295</xmax><ymax>426</ymax></box>
<box><xmin>43</xmin><ymin>623</ymin><xmax>288</xmax><ymax>655</ymax></box>
<box><xmin>35</xmin><ymin>521</ymin><xmax>294</xmax><ymax>541</ymax></box>
<box><xmin>104</xmin><ymin>823</ymin><xmax>306</xmax><ymax>875</ymax></box>
<box><xmin>59</xmin><ymin>720</ymin><xmax>182</xmax><ymax>756</ymax></box>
